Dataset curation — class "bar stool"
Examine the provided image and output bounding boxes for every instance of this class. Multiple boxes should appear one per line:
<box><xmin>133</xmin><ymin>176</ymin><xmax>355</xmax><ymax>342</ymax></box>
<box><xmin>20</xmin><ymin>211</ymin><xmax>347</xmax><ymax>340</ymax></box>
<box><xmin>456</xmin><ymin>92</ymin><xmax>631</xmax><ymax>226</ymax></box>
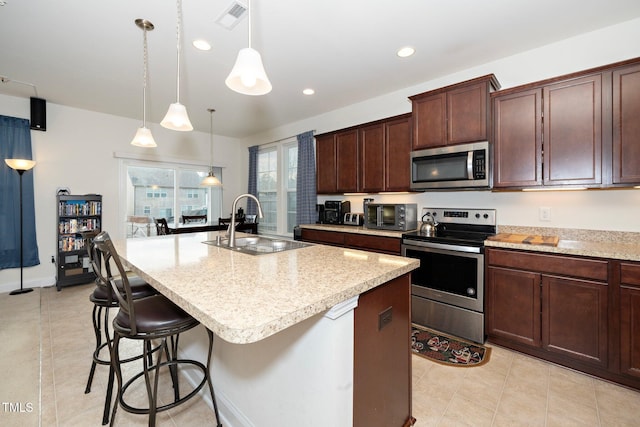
<box><xmin>84</xmin><ymin>238</ymin><xmax>158</xmax><ymax>425</ymax></box>
<box><xmin>92</xmin><ymin>231</ymin><xmax>222</xmax><ymax>427</ymax></box>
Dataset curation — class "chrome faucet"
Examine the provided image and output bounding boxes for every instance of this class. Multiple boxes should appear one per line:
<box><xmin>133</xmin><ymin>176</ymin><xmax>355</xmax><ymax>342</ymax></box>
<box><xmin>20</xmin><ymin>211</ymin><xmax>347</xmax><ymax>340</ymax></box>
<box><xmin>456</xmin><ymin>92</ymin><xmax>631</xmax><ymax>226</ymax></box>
<box><xmin>228</xmin><ymin>193</ymin><xmax>263</xmax><ymax>248</ymax></box>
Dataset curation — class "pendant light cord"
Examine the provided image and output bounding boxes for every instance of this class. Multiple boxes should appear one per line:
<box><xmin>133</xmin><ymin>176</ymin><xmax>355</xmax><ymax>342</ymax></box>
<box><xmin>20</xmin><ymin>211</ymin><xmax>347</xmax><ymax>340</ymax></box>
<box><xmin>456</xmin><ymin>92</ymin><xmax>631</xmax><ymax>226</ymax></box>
<box><xmin>142</xmin><ymin>26</ymin><xmax>149</xmax><ymax>128</ymax></box>
<box><xmin>209</xmin><ymin>109</ymin><xmax>214</xmax><ymax>169</ymax></box>
<box><xmin>247</xmin><ymin>0</ymin><xmax>252</xmax><ymax>49</ymax></box>
<box><xmin>175</xmin><ymin>0</ymin><xmax>183</xmax><ymax>103</ymax></box>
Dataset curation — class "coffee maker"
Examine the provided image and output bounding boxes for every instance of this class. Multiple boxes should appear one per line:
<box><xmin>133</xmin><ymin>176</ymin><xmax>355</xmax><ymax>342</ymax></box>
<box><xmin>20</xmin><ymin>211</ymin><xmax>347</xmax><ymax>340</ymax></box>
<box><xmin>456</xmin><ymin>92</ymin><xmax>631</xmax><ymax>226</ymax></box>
<box><xmin>323</xmin><ymin>200</ymin><xmax>350</xmax><ymax>224</ymax></box>
<box><xmin>316</xmin><ymin>204</ymin><xmax>325</xmax><ymax>224</ymax></box>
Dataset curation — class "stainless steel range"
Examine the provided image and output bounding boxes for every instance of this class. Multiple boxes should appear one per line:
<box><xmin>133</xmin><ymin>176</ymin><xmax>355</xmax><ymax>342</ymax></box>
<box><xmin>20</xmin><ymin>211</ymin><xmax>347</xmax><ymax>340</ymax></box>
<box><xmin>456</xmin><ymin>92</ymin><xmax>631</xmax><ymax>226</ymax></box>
<box><xmin>401</xmin><ymin>208</ymin><xmax>496</xmax><ymax>343</ymax></box>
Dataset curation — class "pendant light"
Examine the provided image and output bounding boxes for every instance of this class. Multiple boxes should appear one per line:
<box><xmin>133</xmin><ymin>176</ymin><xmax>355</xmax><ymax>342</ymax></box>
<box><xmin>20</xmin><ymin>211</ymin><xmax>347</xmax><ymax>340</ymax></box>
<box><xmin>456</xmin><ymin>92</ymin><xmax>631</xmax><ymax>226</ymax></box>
<box><xmin>131</xmin><ymin>19</ymin><xmax>157</xmax><ymax>148</ymax></box>
<box><xmin>161</xmin><ymin>0</ymin><xmax>193</xmax><ymax>131</ymax></box>
<box><xmin>201</xmin><ymin>108</ymin><xmax>222</xmax><ymax>186</ymax></box>
<box><xmin>225</xmin><ymin>0</ymin><xmax>272</xmax><ymax>96</ymax></box>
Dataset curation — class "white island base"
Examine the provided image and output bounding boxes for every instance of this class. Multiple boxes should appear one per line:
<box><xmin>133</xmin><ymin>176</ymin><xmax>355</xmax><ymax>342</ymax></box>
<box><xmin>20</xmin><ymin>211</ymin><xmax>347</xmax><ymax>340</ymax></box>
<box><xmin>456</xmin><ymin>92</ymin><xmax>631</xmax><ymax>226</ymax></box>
<box><xmin>180</xmin><ymin>296</ymin><xmax>359</xmax><ymax>427</ymax></box>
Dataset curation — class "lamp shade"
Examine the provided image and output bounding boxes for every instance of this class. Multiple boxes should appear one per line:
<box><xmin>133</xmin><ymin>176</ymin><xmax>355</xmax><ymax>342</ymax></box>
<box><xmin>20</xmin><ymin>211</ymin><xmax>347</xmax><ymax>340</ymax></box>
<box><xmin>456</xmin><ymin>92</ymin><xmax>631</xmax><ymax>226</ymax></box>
<box><xmin>225</xmin><ymin>48</ymin><xmax>272</xmax><ymax>96</ymax></box>
<box><xmin>161</xmin><ymin>102</ymin><xmax>194</xmax><ymax>131</ymax></box>
<box><xmin>130</xmin><ymin>127</ymin><xmax>157</xmax><ymax>148</ymax></box>
<box><xmin>5</xmin><ymin>158</ymin><xmax>36</xmax><ymax>171</ymax></box>
<box><xmin>201</xmin><ymin>170</ymin><xmax>222</xmax><ymax>186</ymax></box>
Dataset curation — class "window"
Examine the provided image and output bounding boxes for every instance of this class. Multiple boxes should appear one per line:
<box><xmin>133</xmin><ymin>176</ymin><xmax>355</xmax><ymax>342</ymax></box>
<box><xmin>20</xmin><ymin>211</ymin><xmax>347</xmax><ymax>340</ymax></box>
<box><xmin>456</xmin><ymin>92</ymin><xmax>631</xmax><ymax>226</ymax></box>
<box><xmin>256</xmin><ymin>140</ymin><xmax>297</xmax><ymax>236</ymax></box>
<box><xmin>122</xmin><ymin>161</ymin><xmax>223</xmax><ymax>237</ymax></box>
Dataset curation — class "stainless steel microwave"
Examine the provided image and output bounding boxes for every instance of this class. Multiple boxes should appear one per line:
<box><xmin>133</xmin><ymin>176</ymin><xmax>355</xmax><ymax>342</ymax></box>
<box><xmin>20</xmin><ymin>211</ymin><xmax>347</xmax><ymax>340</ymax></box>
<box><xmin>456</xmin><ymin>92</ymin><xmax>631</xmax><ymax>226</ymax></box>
<box><xmin>410</xmin><ymin>141</ymin><xmax>490</xmax><ymax>190</ymax></box>
<box><xmin>365</xmin><ymin>203</ymin><xmax>417</xmax><ymax>231</ymax></box>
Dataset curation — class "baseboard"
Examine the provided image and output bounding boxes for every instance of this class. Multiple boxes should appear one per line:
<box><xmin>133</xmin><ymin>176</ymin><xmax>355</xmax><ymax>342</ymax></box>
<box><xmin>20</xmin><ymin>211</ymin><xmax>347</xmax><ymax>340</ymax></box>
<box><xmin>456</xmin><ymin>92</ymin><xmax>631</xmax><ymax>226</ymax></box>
<box><xmin>0</xmin><ymin>277</ymin><xmax>55</xmax><ymax>294</ymax></box>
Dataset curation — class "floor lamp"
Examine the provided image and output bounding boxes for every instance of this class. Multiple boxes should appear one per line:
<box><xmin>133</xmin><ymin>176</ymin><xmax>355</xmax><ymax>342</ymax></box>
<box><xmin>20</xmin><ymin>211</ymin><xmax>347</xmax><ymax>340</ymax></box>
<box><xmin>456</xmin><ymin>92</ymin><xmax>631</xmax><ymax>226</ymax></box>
<box><xmin>5</xmin><ymin>158</ymin><xmax>36</xmax><ymax>295</ymax></box>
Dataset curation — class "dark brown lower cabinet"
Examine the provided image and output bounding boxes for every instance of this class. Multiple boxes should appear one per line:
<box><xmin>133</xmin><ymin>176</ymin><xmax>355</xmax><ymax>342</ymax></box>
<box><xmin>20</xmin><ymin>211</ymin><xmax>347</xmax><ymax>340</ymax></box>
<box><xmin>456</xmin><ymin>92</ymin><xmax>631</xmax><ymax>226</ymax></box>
<box><xmin>620</xmin><ymin>262</ymin><xmax>640</xmax><ymax>379</ymax></box>
<box><xmin>300</xmin><ymin>228</ymin><xmax>401</xmax><ymax>255</ymax></box>
<box><xmin>542</xmin><ymin>275</ymin><xmax>608</xmax><ymax>368</ymax></box>
<box><xmin>486</xmin><ymin>248</ymin><xmax>640</xmax><ymax>390</ymax></box>
<box><xmin>354</xmin><ymin>273</ymin><xmax>413</xmax><ymax>427</ymax></box>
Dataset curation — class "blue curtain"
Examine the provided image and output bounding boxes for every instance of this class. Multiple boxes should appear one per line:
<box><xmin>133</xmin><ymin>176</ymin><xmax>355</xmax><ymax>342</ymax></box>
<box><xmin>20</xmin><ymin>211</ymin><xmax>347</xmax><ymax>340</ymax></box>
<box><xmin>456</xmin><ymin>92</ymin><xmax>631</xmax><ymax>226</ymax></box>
<box><xmin>296</xmin><ymin>130</ymin><xmax>316</xmax><ymax>225</ymax></box>
<box><xmin>246</xmin><ymin>145</ymin><xmax>259</xmax><ymax>215</ymax></box>
<box><xmin>0</xmin><ymin>115</ymin><xmax>40</xmax><ymax>269</ymax></box>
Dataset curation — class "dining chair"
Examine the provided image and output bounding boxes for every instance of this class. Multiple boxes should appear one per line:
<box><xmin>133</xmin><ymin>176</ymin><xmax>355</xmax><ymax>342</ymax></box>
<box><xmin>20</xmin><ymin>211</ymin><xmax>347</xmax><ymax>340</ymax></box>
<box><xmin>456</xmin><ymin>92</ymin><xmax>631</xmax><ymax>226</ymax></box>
<box><xmin>154</xmin><ymin>217</ymin><xmax>170</xmax><ymax>235</ymax></box>
<box><xmin>182</xmin><ymin>214</ymin><xmax>207</xmax><ymax>224</ymax></box>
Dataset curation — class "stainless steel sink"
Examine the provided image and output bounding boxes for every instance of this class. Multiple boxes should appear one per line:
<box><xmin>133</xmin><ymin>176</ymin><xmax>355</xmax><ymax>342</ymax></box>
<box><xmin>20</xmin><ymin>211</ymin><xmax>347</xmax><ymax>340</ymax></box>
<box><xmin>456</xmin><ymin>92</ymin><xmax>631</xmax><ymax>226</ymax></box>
<box><xmin>203</xmin><ymin>236</ymin><xmax>309</xmax><ymax>255</ymax></box>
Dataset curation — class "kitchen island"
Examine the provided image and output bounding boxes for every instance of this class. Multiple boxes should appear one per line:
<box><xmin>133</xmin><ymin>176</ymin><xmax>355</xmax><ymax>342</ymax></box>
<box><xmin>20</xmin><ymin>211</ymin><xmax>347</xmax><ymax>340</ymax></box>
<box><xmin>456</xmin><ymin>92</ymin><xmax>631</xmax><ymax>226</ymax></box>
<box><xmin>112</xmin><ymin>231</ymin><xmax>419</xmax><ymax>427</ymax></box>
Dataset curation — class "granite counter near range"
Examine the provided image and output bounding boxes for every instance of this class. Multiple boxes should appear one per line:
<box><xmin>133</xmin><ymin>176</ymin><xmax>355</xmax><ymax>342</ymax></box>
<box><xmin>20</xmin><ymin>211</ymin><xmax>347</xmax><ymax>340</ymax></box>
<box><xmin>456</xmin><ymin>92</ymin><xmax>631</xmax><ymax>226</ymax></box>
<box><xmin>486</xmin><ymin>226</ymin><xmax>640</xmax><ymax>261</ymax></box>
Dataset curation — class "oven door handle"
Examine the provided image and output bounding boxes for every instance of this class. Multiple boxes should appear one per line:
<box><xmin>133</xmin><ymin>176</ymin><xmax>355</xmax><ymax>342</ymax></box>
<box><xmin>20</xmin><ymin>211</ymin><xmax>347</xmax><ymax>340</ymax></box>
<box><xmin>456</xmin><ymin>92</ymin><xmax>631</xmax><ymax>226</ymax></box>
<box><xmin>403</xmin><ymin>240</ymin><xmax>482</xmax><ymax>254</ymax></box>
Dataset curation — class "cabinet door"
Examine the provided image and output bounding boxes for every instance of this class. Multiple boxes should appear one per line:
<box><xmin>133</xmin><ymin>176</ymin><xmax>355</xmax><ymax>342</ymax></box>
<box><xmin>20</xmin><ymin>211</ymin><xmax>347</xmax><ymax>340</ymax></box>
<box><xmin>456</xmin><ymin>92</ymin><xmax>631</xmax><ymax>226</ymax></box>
<box><xmin>543</xmin><ymin>74</ymin><xmax>602</xmax><ymax>186</ymax></box>
<box><xmin>620</xmin><ymin>262</ymin><xmax>640</xmax><ymax>378</ymax></box>
<box><xmin>486</xmin><ymin>266</ymin><xmax>541</xmax><ymax>347</ymax></box>
<box><xmin>613</xmin><ymin>63</ymin><xmax>640</xmax><ymax>184</ymax></box>
<box><xmin>336</xmin><ymin>129</ymin><xmax>359</xmax><ymax>192</ymax></box>
<box><xmin>385</xmin><ymin>115</ymin><xmax>412</xmax><ymax>191</ymax></box>
<box><xmin>315</xmin><ymin>134</ymin><xmax>337</xmax><ymax>194</ymax></box>
<box><xmin>448</xmin><ymin>82</ymin><xmax>489</xmax><ymax>144</ymax></box>
<box><xmin>542</xmin><ymin>275</ymin><xmax>608</xmax><ymax>368</ymax></box>
<box><xmin>412</xmin><ymin>92</ymin><xmax>446</xmax><ymax>149</ymax></box>
<box><xmin>359</xmin><ymin>123</ymin><xmax>385</xmax><ymax>193</ymax></box>
<box><xmin>492</xmin><ymin>89</ymin><xmax>543</xmax><ymax>187</ymax></box>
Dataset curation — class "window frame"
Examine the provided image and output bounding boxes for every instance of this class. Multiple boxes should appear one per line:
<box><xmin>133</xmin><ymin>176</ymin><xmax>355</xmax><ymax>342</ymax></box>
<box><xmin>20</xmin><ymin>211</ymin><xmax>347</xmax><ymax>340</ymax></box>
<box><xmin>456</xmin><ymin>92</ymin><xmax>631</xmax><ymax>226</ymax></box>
<box><xmin>256</xmin><ymin>138</ymin><xmax>297</xmax><ymax>237</ymax></box>
<box><xmin>118</xmin><ymin>158</ymin><xmax>223</xmax><ymax>238</ymax></box>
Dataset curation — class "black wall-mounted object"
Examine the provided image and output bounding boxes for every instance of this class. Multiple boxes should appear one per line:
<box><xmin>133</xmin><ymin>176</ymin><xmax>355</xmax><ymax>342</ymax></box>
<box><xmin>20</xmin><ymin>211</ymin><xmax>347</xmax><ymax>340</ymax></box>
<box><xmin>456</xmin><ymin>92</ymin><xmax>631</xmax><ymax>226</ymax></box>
<box><xmin>30</xmin><ymin>97</ymin><xmax>46</xmax><ymax>131</ymax></box>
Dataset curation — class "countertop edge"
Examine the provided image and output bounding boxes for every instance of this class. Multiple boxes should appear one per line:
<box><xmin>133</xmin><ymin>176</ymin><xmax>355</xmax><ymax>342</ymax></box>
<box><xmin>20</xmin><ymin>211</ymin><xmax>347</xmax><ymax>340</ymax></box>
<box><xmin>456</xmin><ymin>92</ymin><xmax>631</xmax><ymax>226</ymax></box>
<box><xmin>484</xmin><ymin>240</ymin><xmax>640</xmax><ymax>262</ymax></box>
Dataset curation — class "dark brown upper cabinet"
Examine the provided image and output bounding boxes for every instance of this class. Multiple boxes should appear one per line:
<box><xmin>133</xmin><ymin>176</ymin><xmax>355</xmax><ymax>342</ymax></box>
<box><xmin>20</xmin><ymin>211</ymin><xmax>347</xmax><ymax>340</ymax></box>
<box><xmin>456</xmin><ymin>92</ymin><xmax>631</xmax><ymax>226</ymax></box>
<box><xmin>410</xmin><ymin>75</ymin><xmax>500</xmax><ymax>150</ymax></box>
<box><xmin>493</xmin><ymin>56</ymin><xmax>640</xmax><ymax>190</ymax></box>
<box><xmin>493</xmin><ymin>73</ymin><xmax>605</xmax><ymax>188</ymax></box>
<box><xmin>543</xmin><ymin>74</ymin><xmax>603</xmax><ymax>186</ymax></box>
<box><xmin>315</xmin><ymin>133</ymin><xmax>338</xmax><ymax>194</ymax></box>
<box><xmin>316</xmin><ymin>114</ymin><xmax>412</xmax><ymax>194</ymax></box>
<box><xmin>613</xmin><ymin>62</ymin><xmax>640</xmax><ymax>184</ymax></box>
<box><xmin>335</xmin><ymin>129</ymin><xmax>359</xmax><ymax>193</ymax></box>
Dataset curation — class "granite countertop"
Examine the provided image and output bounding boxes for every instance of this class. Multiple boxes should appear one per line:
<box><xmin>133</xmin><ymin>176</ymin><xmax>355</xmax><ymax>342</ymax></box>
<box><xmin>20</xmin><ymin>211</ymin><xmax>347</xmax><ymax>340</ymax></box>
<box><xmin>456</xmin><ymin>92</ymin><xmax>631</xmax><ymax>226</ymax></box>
<box><xmin>113</xmin><ymin>231</ymin><xmax>419</xmax><ymax>345</ymax></box>
<box><xmin>486</xmin><ymin>226</ymin><xmax>640</xmax><ymax>262</ymax></box>
<box><xmin>299</xmin><ymin>223</ymin><xmax>411</xmax><ymax>238</ymax></box>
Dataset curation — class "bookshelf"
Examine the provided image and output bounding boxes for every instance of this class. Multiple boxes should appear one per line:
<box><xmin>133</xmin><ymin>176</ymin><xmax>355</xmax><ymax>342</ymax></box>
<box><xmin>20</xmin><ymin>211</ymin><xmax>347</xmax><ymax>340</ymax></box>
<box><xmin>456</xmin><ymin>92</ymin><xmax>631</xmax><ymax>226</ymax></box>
<box><xmin>56</xmin><ymin>194</ymin><xmax>102</xmax><ymax>290</ymax></box>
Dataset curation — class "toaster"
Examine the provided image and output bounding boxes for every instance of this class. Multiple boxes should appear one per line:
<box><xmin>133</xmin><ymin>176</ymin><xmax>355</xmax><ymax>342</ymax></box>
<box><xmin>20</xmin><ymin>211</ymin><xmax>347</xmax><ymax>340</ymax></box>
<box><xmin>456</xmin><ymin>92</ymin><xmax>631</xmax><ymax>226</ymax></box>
<box><xmin>343</xmin><ymin>213</ymin><xmax>363</xmax><ymax>226</ymax></box>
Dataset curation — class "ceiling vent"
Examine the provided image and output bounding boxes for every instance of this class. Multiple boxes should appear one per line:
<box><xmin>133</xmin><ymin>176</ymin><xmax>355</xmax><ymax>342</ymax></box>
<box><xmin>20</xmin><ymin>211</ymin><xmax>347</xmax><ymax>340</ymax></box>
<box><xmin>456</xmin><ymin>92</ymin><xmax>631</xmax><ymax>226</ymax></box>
<box><xmin>215</xmin><ymin>1</ymin><xmax>247</xmax><ymax>30</ymax></box>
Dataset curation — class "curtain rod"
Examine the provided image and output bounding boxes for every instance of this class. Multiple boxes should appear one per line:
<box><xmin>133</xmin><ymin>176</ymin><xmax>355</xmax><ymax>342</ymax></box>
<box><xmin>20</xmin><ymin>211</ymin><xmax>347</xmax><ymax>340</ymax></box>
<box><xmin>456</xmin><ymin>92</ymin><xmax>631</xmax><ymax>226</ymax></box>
<box><xmin>263</xmin><ymin>130</ymin><xmax>316</xmax><ymax>146</ymax></box>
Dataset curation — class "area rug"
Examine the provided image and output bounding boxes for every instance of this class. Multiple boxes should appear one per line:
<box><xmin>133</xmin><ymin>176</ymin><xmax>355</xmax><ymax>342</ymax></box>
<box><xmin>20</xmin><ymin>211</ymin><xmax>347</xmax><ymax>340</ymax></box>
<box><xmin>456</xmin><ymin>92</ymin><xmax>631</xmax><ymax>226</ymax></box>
<box><xmin>411</xmin><ymin>324</ymin><xmax>490</xmax><ymax>367</ymax></box>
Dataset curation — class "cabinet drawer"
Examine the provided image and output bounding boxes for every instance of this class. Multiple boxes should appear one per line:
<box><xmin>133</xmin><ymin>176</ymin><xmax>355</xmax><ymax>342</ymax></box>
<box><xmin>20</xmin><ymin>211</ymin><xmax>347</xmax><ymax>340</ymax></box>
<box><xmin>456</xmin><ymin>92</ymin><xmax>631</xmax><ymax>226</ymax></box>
<box><xmin>621</xmin><ymin>262</ymin><xmax>640</xmax><ymax>288</ymax></box>
<box><xmin>344</xmin><ymin>234</ymin><xmax>401</xmax><ymax>255</ymax></box>
<box><xmin>300</xmin><ymin>229</ymin><xmax>345</xmax><ymax>246</ymax></box>
<box><xmin>487</xmin><ymin>248</ymin><xmax>608</xmax><ymax>281</ymax></box>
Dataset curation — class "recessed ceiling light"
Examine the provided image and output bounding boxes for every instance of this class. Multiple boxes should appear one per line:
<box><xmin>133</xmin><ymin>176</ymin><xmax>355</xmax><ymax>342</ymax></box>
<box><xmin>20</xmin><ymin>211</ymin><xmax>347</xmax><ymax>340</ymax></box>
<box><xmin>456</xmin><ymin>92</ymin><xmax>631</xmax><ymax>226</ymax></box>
<box><xmin>193</xmin><ymin>39</ymin><xmax>212</xmax><ymax>51</ymax></box>
<box><xmin>397</xmin><ymin>46</ymin><xmax>415</xmax><ymax>58</ymax></box>
<box><xmin>303</xmin><ymin>88</ymin><xmax>315</xmax><ymax>95</ymax></box>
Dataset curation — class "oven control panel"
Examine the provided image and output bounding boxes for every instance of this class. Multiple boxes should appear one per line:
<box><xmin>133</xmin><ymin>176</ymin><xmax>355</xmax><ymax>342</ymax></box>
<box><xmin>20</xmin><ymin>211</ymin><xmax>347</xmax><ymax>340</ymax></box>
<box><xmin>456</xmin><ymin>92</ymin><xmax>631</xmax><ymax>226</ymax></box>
<box><xmin>420</xmin><ymin>207</ymin><xmax>496</xmax><ymax>226</ymax></box>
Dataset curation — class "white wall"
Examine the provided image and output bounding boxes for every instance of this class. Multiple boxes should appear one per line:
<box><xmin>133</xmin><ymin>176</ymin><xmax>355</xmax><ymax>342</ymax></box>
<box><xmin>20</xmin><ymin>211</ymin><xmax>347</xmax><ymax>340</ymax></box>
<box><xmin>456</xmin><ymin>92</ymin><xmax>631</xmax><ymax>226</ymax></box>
<box><xmin>245</xmin><ymin>17</ymin><xmax>640</xmax><ymax>233</ymax></box>
<box><xmin>0</xmin><ymin>95</ymin><xmax>249</xmax><ymax>291</ymax></box>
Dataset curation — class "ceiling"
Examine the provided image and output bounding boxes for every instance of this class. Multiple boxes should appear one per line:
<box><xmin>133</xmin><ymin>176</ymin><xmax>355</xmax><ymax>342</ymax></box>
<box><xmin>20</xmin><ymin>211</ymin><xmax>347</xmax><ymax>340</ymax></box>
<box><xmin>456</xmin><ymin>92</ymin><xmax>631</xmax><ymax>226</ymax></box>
<box><xmin>2</xmin><ymin>0</ymin><xmax>640</xmax><ymax>139</ymax></box>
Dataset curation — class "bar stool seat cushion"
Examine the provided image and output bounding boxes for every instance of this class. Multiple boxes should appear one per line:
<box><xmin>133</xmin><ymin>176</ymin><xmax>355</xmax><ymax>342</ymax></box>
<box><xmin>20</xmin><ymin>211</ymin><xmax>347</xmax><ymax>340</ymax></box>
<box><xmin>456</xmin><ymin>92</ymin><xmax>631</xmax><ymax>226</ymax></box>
<box><xmin>114</xmin><ymin>295</ymin><xmax>198</xmax><ymax>335</ymax></box>
<box><xmin>90</xmin><ymin>276</ymin><xmax>156</xmax><ymax>305</ymax></box>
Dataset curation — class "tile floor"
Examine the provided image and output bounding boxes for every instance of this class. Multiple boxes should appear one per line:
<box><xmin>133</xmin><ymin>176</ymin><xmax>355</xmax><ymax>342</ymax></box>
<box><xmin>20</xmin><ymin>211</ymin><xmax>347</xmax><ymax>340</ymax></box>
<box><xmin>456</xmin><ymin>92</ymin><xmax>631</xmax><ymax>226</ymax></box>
<box><xmin>2</xmin><ymin>284</ymin><xmax>640</xmax><ymax>426</ymax></box>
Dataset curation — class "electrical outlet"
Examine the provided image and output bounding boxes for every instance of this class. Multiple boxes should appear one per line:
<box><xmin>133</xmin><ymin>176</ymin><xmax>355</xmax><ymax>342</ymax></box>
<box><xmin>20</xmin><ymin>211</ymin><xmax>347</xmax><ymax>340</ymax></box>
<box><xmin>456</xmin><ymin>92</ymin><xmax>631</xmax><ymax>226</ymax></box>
<box><xmin>539</xmin><ymin>207</ymin><xmax>551</xmax><ymax>221</ymax></box>
<box><xmin>51</xmin><ymin>255</ymin><xmax>55</xmax><ymax>263</ymax></box>
<box><xmin>378</xmin><ymin>306</ymin><xmax>393</xmax><ymax>331</ymax></box>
